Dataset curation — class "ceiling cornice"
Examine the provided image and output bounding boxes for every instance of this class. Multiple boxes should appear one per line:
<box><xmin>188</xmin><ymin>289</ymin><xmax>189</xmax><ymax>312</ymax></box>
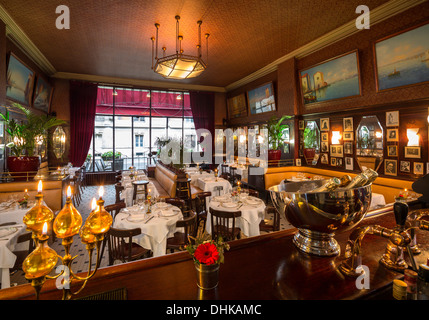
<box><xmin>225</xmin><ymin>0</ymin><xmax>427</xmax><ymax>92</ymax></box>
<box><xmin>52</xmin><ymin>72</ymin><xmax>227</xmax><ymax>92</ymax></box>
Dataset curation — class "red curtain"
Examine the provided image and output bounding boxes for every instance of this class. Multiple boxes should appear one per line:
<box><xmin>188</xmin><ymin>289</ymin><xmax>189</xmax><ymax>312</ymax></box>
<box><xmin>69</xmin><ymin>81</ymin><xmax>98</xmax><ymax>167</ymax></box>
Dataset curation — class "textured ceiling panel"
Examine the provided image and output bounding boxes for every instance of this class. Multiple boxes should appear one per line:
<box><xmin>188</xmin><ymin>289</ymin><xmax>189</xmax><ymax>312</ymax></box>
<box><xmin>1</xmin><ymin>0</ymin><xmax>391</xmax><ymax>87</ymax></box>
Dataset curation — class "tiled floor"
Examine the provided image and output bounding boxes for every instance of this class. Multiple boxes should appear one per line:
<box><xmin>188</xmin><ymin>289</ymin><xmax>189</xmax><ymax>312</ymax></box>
<box><xmin>7</xmin><ymin>184</ymin><xmax>293</xmax><ymax>288</ymax></box>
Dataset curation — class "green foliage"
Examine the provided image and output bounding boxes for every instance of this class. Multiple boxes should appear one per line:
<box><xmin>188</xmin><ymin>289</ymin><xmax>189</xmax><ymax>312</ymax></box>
<box><xmin>101</xmin><ymin>151</ymin><xmax>122</xmax><ymax>159</ymax></box>
<box><xmin>267</xmin><ymin>115</ymin><xmax>292</xmax><ymax>150</ymax></box>
<box><xmin>0</xmin><ymin>103</ymin><xmax>66</xmax><ymax>157</ymax></box>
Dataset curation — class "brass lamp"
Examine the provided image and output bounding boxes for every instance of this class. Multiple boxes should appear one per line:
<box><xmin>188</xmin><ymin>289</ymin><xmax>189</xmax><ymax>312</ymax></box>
<box><xmin>22</xmin><ymin>184</ymin><xmax>112</xmax><ymax>300</ymax></box>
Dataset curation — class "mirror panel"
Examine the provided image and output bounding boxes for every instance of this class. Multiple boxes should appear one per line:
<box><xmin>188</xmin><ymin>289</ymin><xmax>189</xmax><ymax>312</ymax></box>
<box><xmin>53</xmin><ymin>126</ymin><xmax>66</xmax><ymax>159</ymax></box>
<box><xmin>303</xmin><ymin>120</ymin><xmax>320</xmax><ymax>165</ymax></box>
<box><xmin>356</xmin><ymin>116</ymin><xmax>383</xmax><ymax>171</ymax></box>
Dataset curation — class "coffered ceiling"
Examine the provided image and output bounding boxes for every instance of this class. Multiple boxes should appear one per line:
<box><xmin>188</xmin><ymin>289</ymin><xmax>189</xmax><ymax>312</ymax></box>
<box><xmin>0</xmin><ymin>0</ymin><xmax>424</xmax><ymax>91</ymax></box>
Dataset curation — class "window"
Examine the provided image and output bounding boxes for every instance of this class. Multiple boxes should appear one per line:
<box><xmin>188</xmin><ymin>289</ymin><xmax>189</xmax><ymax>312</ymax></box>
<box><xmin>135</xmin><ymin>134</ymin><xmax>144</xmax><ymax>147</ymax></box>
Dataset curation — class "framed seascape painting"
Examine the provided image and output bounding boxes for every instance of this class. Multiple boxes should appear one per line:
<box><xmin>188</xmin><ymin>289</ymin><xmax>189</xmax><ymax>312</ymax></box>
<box><xmin>247</xmin><ymin>82</ymin><xmax>276</xmax><ymax>115</ymax></box>
<box><xmin>299</xmin><ymin>50</ymin><xmax>361</xmax><ymax>106</ymax></box>
<box><xmin>33</xmin><ymin>76</ymin><xmax>54</xmax><ymax>114</ymax></box>
<box><xmin>374</xmin><ymin>21</ymin><xmax>429</xmax><ymax>92</ymax></box>
<box><xmin>6</xmin><ymin>52</ymin><xmax>35</xmax><ymax>106</ymax></box>
<box><xmin>227</xmin><ymin>93</ymin><xmax>247</xmax><ymax>119</ymax></box>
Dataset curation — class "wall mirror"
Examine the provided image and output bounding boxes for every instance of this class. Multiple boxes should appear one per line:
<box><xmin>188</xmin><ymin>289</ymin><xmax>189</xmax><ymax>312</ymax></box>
<box><xmin>356</xmin><ymin>115</ymin><xmax>383</xmax><ymax>171</ymax></box>
<box><xmin>53</xmin><ymin>126</ymin><xmax>66</xmax><ymax>159</ymax></box>
<box><xmin>303</xmin><ymin>120</ymin><xmax>320</xmax><ymax>165</ymax></box>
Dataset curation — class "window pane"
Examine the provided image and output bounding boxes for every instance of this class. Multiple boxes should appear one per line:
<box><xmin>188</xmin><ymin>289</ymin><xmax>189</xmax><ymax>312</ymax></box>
<box><xmin>114</xmin><ymin>116</ymin><xmax>132</xmax><ymax>171</ymax></box>
<box><xmin>93</xmin><ymin>115</ymin><xmax>113</xmax><ymax>172</ymax></box>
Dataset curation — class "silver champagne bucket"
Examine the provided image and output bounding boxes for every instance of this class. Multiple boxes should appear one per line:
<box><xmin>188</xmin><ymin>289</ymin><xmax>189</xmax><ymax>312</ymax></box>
<box><xmin>269</xmin><ymin>180</ymin><xmax>372</xmax><ymax>256</ymax></box>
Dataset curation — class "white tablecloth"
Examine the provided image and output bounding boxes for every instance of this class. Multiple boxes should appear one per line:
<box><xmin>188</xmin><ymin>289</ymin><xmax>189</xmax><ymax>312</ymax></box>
<box><xmin>114</xmin><ymin>203</ymin><xmax>183</xmax><ymax>257</ymax></box>
<box><xmin>197</xmin><ymin>177</ymin><xmax>232</xmax><ymax>196</ymax></box>
<box><xmin>0</xmin><ymin>207</ymin><xmax>28</xmax><ymax>225</ymax></box>
<box><xmin>206</xmin><ymin>194</ymin><xmax>265</xmax><ymax>237</ymax></box>
<box><xmin>187</xmin><ymin>172</ymin><xmax>215</xmax><ymax>185</ymax></box>
<box><xmin>121</xmin><ymin>175</ymin><xmax>160</xmax><ymax>206</ymax></box>
<box><xmin>370</xmin><ymin>193</ymin><xmax>386</xmax><ymax>209</ymax></box>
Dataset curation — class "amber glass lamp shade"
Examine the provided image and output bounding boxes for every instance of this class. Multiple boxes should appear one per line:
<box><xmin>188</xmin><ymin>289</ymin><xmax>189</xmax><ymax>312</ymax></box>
<box><xmin>23</xmin><ymin>194</ymin><xmax>54</xmax><ymax>237</ymax></box>
<box><xmin>84</xmin><ymin>199</ymin><xmax>113</xmax><ymax>235</ymax></box>
<box><xmin>79</xmin><ymin>225</ymin><xmax>96</xmax><ymax>245</ymax></box>
<box><xmin>22</xmin><ymin>240</ymin><xmax>58</xmax><ymax>280</ymax></box>
<box><xmin>53</xmin><ymin>197</ymin><xmax>83</xmax><ymax>239</ymax></box>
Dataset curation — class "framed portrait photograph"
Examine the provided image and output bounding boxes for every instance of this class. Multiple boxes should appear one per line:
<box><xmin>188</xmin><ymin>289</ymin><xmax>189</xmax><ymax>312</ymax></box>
<box><xmin>387</xmin><ymin>145</ymin><xmax>398</xmax><ymax>157</ymax></box>
<box><xmin>330</xmin><ymin>157</ymin><xmax>336</xmax><ymax>166</ymax></box>
<box><xmin>6</xmin><ymin>52</ymin><xmax>35</xmax><ymax>106</ymax></box>
<box><xmin>320</xmin><ymin>118</ymin><xmax>329</xmax><ymax>131</ymax></box>
<box><xmin>336</xmin><ymin>158</ymin><xmax>343</xmax><ymax>166</ymax></box>
<box><xmin>386</xmin><ymin>128</ymin><xmax>399</xmax><ymax>142</ymax></box>
<box><xmin>386</xmin><ymin>111</ymin><xmax>399</xmax><ymax>127</ymax></box>
<box><xmin>400</xmin><ymin>161</ymin><xmax>411</xmax><ymax>173</ymax></box>
<box><xmin>414</xmin><ymin>162</ymin><xmax>424</xmax><ymax>175</ymax></box>
<box><xmin>343</xmin><ymin>117</ymin><xmax>353</xmax><ymax>131</ymax></box>
<box><xmin>330</xmin><ymin>145</ymin><xmax>343</xmax><ymax>157</ymax></box>
<box><xmin>299</xmin><ymin>50</ymin><xmax>361</xmax><ymax>106</ymax></box>
<box><xmin>296</xmin><ymin>158</ymin><xmax>301</xmax><ymax>166</ymax></box>
<box><xmin>343</xmin><ymin>132</ymin><xmax>354</xmax><ymax>141</ymax></box>
<box><xmin>227</xmin><ymin>93</ymin><xmax>247</xmax><ymax>119</ymax></box>
<box><xmin>321</xmin><ymin>153</ymin><xmax>329</xmax><ymax>164</ymax></box>
<box><xmin>321</xmin><ymin>141</ymin><xmax>329</xmax><ymax>153</ymax></box>
<box><xmin>374</xmin><ymin>22</ymin><xmax>429</xmax><ymax>92</ymax></box>
<box><xmin>321</xmin><ymin>132</ymin><xmax>329</xmax><ymax>142</ymax></box>
<box><xmin>405</xmin><ymin>146</ymin><xmax>421</xmax><ymax>159</ymax></box>
<box><xmin>345</xmin><ymin>157</ymin><xmax>353</xmax><ymax>170</ymax></box>
<box><xmin>384</xmin><ymin>159</ymin><xmax>397</xmax><ymax>176</ymax></box>
<box><xmin>299</xmin><ymin>120</ymin><xmax>305</xmax><ymax>130</ymax></box>
<box><xmin>344</xmin><ymin>142</ymin><xmax>353</xmax><ymax>154</ymax></box>
<box><xmin>247</xmin><ymin>82</ymin><xmax>276</xmax><ymax>115</ymax></box>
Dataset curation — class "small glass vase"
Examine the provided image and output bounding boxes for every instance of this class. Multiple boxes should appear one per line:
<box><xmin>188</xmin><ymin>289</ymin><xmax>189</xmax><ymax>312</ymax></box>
<box><xmin>195</xmin><ymin>263</ymin><xmax>220</xmax><ymax>290</ymax></box>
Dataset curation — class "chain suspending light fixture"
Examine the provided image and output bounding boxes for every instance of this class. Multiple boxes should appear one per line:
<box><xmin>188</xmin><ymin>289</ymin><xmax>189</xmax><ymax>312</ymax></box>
<box><xmin>151</xmin><ymin>15</ymin><xmax>210</xmax><ymax>79</ymax></box>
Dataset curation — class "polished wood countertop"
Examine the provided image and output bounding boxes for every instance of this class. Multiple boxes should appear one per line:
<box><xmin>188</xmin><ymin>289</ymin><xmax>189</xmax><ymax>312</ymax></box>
<box><xmin>1</xmin><ymin>208</ymin><xmax>428</xmax><ymax>300</ymax></box>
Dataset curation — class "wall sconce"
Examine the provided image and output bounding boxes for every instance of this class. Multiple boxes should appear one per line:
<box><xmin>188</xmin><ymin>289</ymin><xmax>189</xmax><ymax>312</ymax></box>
<box><xmin>407</xmin><ymin>128</ymin><xmax>420</xmax><ymax>146</ymax></box>
<box><xmin>375</xmin><ymin>131</ymin><xmax>382</xmax><ymax>138</ymax></box>
<box><xmin>331</xmin><ymin>131</ymin><xmax>342</xmax><ymax>145</ymax></box>
<box><xmin>53</xmin><ymin>126</ymin><xmax>67</xmax><ymax>159</ymax></box>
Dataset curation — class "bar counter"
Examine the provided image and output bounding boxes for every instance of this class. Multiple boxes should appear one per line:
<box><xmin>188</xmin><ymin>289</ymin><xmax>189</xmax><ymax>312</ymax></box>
<box><xmin>1</xmin><ymin>207</ymin><xmax>428</xmax><ymax>300</ymax></box>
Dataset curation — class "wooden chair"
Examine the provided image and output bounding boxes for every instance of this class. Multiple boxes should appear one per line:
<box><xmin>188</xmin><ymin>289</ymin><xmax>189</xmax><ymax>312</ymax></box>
<box><xmin>209</xmin><ymin>208</ymin><xmax>241</xmax><ymax>242</ymax></box>
<box><xmin>105</xmin><ymin>201</ymin><xmax>126</xmax><ymax>221</ymax></box>
<box><xmin>259</xmin><ymin>206</ymin><xmax>281</xmax><ymax>232</ymax></box>
<box><xmin>115</xmin><ymin>183</ymin><xmax>125</xmax><ymax>204</ymax></box>
<box><xmin>248</xmin><ymin>189</ymin><xmax>259</xmax><ymax>198</ymax></box>
<box><xmin>166</xmin><ymin>211</ymin><xmax>198</xmax><ymax>253</ymax></box>
<box><xmin>10</xmin><ymin>232</ymin><xmax>35</xmax><ymax>275</ymax></box>
<box><xmin>164</xmin><ymin>198</ymin><xmax>186</xmax><ymax>211</ymax></box>
<box><xmin>105</xmin><ymin>227</ymin><xmax>150</xmax><ymax>266</ymax></box>
<box><xmin>195</xmin><ymin>192</ymin><xmax>211</xmax><ymax>232</ymax></box>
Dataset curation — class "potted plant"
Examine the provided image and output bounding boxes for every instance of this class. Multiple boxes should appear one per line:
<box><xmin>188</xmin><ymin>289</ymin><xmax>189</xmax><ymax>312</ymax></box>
<box><xmin>267</xmin><ymin>115</ymin><xmax>291</xmax><ymax>166</ymax></box>
<box><xmin>303</xmin><ymin>122</ymin><xmax>319</xmax><ymax>160</ymax></box>
<box><xmin>0</xmin><ymin>103</ymin><xmax>65</xmax><ymax>180</ymax></box>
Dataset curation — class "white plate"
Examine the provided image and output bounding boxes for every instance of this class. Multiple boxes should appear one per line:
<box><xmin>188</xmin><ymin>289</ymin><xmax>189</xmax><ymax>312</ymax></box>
<box><xmin>155</xmin><ymin>203</ymin><xmax>169</xmax><ymax>209</ymax></box>
<box><xmin>222</xmin><ymin>202</ymin><xmax>238</xmax><ymax>208</ymax></box>
<box><xmin>127</xmin><ymin>215</ymin><xmax>148</xmax><ymax>222</ymax></box>
<box><xmin>159</xmin><ymin>210</ymin><xmax>177</xmax><ymax>217</ymax></box>
<box><xmin>0</xmin><ymin>227</ymin><xmax>18</xmax><ymax>238</ymax></box>
<box><xmin>246</xmin><ymin>198</ymin><xmax>260</xmax><ymax>205</ymax></box>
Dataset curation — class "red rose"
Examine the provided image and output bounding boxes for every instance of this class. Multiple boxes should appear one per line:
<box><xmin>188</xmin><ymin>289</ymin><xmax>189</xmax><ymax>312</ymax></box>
<box><xmin>194</xmin><ymin>242</ymin><xmax>219</xmax><ymax>265</ymax></box>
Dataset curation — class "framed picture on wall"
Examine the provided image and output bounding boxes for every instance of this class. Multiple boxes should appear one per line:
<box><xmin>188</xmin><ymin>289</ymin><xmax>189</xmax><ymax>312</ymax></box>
<box><xmin>343</xmin><ymin>117</ymin><xmax>353</xmax><ymax>131</ymax></box>
<box><xmin>404</xmin><ymin>146</ymin><xmax>421</xmax><ymax>158</ymax></box>
<box><xmin>321</xmin><ymin>132</ymin><xmax>329</xmax><ymax>142</ymax></box>
<box><xmin>400</xmin><ymin>161</ymin><xmax>411</xmax><ymax>173</ymax></box>
<box><xmin>344</xmin><ymin>142</ymin><xmax>353</xmax><ymax>154</ymax></box>
<box><xmin>6</xmin><ymin>52</ymin><xmax>35</xmax><ymax>106</ymax></box>
<box><xmin>330</xmin><ymin>145</ymin><xmax>343</xmax><ymax>157</ymax></box>
<box><xmin>320</xmin><ymin>118</ymin><xmax>329</xmax><ymax>131</ymax></box>
<box><xmin>414</xmin><ymin>162</ymin><xmax>424</xmax><ymax>175</ymax></box>
<box><xmin>247</xmin><ymin>82</ymin><xmax>276</xmax><ymax>115</ymax></box>
<box><xmin>386</xmin><ymin>111</ymin><xmax>399</xmax><ymax>127</ymax></box>
<box><xmin>227</xmin><ymin>93</ymin><xmax>247</xmax><ymax>119</ymax></box>
<box><xmin>345</xmin><ymin>157</ymin><xmax>353</xmax><ymax>170</ymax></box>
<box><xmin>385</xmin><ymin>159</ymin><xmax>397</xmax><ymax>176</ymax></box>
<box><xmin>374</xmin><ymin>21</ymin><xmax>429</xmax><ymax>92</ymax></box>
<box><xmin>386</xmin><ymin>128</ymin><xmax>399</xmax><ymax>142</ymax></box>
<box><xmin>299</xmin><ymin>120</ymin><xmax>305</xmax><ymax>130</ymax></box>
<box><xmin>387</xmin><ymin>145</ymin><xmax>398</xmax><ymax>157</ymax></box>
<box><xmin>321</xmin><ymin>153</ymin><xmax>329</xmax><ymax>164</ymax></box>
<box><xmin>32</xmin><ymin>76</ymin><xmax>54</xmax><ymax>114</ymax></box>
<box><xmin>343</xmin><ymin>132</ymin><xmax>354</xmax><ymax>141</ymax></box>
<box><xmin>298</xmin><ymin>50</ymin><xmax>361</xmax><ymax>106</ymax></box>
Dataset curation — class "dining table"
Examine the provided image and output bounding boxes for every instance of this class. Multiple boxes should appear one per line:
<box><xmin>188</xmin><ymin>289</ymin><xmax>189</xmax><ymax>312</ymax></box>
<box><xmin>185</xmin><ymin>168</ymin><xmax>215</xmax><ymax>186</ymax></box>
<box><xmin>0</xmin><ymin>202</ymin><xmax>30</xmax><ymax>289</ymax></box>
<box><xmin>113</xmin><ymin>202</ymin><xmax>184</xmax><ymax>257</ymax></box>
<box><xmin>196</xmin><ymin>176</ymin><xmax>232</xmax><ymax>197</ymax></box>
<box><xmin>206</xmin><ymin>193</ymin><xmax>266</xmax><ymax>238</ymax></box>
<box><xmin>121</xmin><ymin>174</ymin><xmax>160</xmax><ymax>206</ymax></box>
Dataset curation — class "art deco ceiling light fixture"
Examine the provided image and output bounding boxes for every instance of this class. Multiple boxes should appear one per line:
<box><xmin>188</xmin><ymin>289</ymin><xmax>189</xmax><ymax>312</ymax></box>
<box><xmin>151</xmin><ymin>15</ymin><xmax>209</xmax><ymax>80</ymax></box>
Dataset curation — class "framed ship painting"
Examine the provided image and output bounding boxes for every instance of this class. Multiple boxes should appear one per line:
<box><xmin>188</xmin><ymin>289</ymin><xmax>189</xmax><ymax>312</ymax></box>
<box><xmin>247</xmin><ymin>82</ymin><xmax>276</xmax><ymax>115</ymax></box>
<box><xmin>6</xmin><ymin>52</ymin><xmax>35</xmax><ymax>106</ymax></box>
<box><xmin>33</xmin><ymin>76</ymin><xmax>54</xmax><ymax>114</ymax></box>
<box><xmin>299</xmin><ymin>50</ymin><xmax>361</xmax><ymax>106</ymax></box>
<box><xmin>227</xmin><ymin>93</ymin><xmax>247</xmax><ymax>119</ymax></box>
<box><xmin>374</xmin><ymin>21</ymin><xmax>429</xmax><ymax>92</ymax></box>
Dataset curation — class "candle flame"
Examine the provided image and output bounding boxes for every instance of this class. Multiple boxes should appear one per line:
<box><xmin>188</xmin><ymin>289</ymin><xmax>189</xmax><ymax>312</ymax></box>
<box><xmin>67</xmin><ymin>186</ymin><xmax>72</xmax><ymax>198</ymax></box>
<box><xmin>91</xmin><ymin>198</ymin><xmax>97</xmax><ymax>211</ymax></box>
<box><xmin>25</xmin><ymin>189</ymin><xmax>27</xmax><ymax>192</ymax></box>
<box><xmin>99</xmin><ymin>186</ymin><xmax>104</xmax><ymax>198</ymax></box>
<box><xmin>38</xmin><ymin>180</ymin><xmax>43</xmax><ymax>193</ymax></box>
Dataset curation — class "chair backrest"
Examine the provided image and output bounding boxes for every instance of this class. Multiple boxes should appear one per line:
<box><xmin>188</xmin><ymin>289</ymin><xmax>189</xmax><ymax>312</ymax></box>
<box><xmin>266</xmin><ymin>205</ymin><xmax>281</xmax><ymax>231</ymax></box>
<box><xmin>106</xmin><ymin>227</ymin><xmax>142</xmax><ymax>264</ymax></box>
<box><xmin>165</xmin><ymin>198</ymin><xmax>186</xmax><ymax>211</ymax></box>
<box><xmin>175</xmin><ymin>211</ymin><xmax>198</xmax><ymax>245</ymax></box>
<box><xmin>17</xmin><ymin>232</ymin><xmax>35</xmax><ymax>255</ymax></box>
<box><xmin>196</xmin><ymin>192</ymin><xmax>211</xmax><ymax>214</ymax></box>
<box><xmin>115</xmin><ymin>183</ymin><xmax>125</xmax><ymax>203</ymax></box>
<box><xmin>248</xmin><ymin>189</ymin><xmax>259</xmax><ymax>198</ymax></box>
<box><xmin>209</xmin><ymin>208</ymin><xmax>241</xmax><ymax>241</ymax></box>
<box><xmin>213</xmin><ymin>186</ymin><xmax>224</xmax><ymax>196</ymax></box>
<box><xmin>105</xmin><ymin>201</ymin><xmax>126</xmax><ymax>220</ymax></box>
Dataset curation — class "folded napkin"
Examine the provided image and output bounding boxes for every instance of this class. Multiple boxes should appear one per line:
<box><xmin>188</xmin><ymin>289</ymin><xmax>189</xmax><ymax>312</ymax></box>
<box><xmin>0</xmin><ymin>227</ymin><xmax>17</xmax><ymax>238</ymax></box>
<box><xmin>160</xmin><ymin>209</ymin><xmax>176</xmax><ymax>217</ymax></box>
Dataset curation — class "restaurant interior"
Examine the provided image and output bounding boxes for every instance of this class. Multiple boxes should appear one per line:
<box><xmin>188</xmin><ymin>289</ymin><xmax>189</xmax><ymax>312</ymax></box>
<box><xmin>0</xmin><ymin>0</ymin><xmax>429</xmax><ymax>303</ymax></box>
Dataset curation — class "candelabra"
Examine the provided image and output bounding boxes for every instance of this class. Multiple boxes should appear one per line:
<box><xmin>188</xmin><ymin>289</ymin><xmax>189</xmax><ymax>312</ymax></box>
<box><xmin>22</xmin><ymin>181</ymin><xmax>112</xmax><ymax>300</ymax></box>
